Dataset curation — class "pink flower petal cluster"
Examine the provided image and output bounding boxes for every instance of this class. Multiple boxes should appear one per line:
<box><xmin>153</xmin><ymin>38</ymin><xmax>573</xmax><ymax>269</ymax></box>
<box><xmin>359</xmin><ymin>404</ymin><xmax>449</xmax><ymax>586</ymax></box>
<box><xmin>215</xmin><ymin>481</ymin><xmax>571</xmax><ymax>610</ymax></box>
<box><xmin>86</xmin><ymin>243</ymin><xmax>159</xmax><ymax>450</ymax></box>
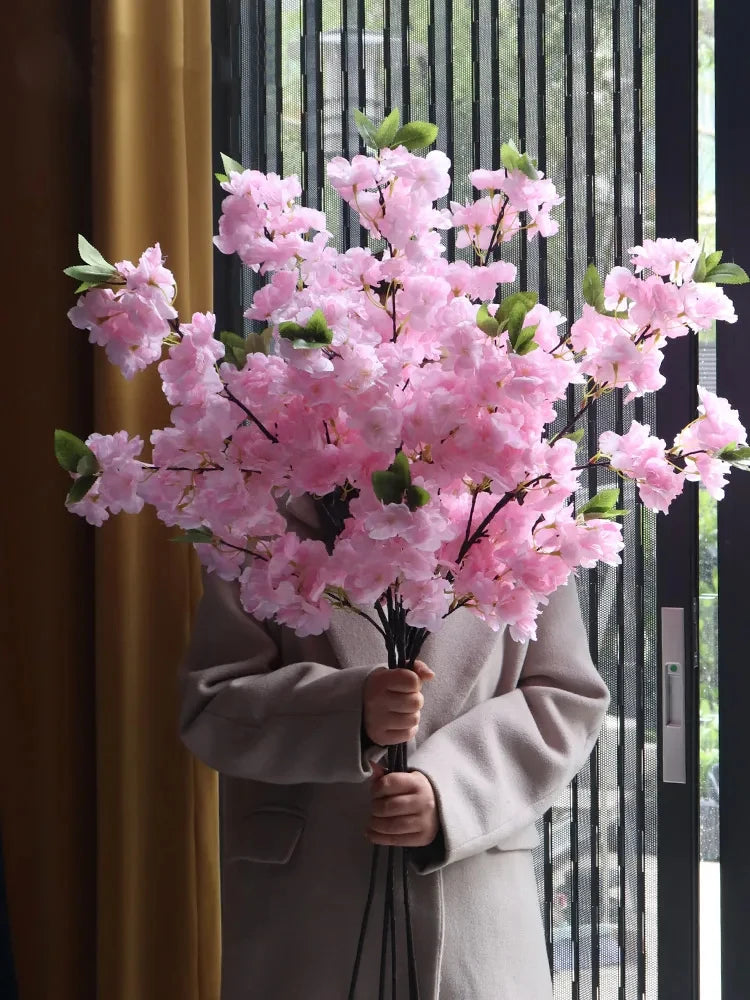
<box><xmin>599</xmin><ymin>422</ymin><xmax>684</xmax><ymax>513</ymax></box>
<box><xmin>68</xmin><ymin>245</ymin><xmax>177</xmax><ymax>378</ymax></box>
<box><xmin>158</xmin><ymin>312</ymin><xmax>224</xmax><ymax>406</ymax></box>
<box><xmin>240</xmin><ymin>534</ymin><xmax>332</xmax><ymax>636</ymax></box>
<box><xmin>673</xmin><ymin>386</ymin><xmax>748</xmax><ymax>499</ymax></box>
<box><xmin>63</xmin><ymin>146</ymin><xmax>747</xmax><ymax>641</ymax></box>
<box><xmin>67</xmin><ymin>431</ymin><xmax>146</xmax><ymax>525</ymax></box>
<box><xmin>629</xmin><ymin>238</ymin><xmax>700</xmax><ymax>283</ymax></box>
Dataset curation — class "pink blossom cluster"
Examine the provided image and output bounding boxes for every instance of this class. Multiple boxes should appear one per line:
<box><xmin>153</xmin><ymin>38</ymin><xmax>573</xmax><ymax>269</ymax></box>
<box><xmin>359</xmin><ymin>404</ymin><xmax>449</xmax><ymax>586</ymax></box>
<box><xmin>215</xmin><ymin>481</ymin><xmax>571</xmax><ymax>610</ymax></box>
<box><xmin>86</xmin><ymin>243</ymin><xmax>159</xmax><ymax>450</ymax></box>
<box><xmin>68</xmin><ymin>431</ymin><xmax>146</xmax><ymax>526</ymax></box>
<box><xmin>68</xmin><ymin>245</ymin><xmax>177</xmax><ymax>378</ymax></box>
<box><xmin>673</xmin><ymin>386</ymin><xmax>748</xmax><ymax>499</ymax></box>
<box><xmin>62</xmin><ymin>145</ymin><xmax>747</xmax><ymax>642</ymax></box>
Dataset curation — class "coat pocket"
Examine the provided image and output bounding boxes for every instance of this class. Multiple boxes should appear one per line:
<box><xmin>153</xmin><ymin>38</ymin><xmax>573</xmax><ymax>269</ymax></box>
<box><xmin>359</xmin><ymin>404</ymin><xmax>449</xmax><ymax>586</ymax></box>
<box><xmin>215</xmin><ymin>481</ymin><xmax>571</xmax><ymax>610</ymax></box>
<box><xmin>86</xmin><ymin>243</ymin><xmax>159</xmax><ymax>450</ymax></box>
<box><xmin>489</xmin><ymin>823</ymin><xmax>541</xmax><ymax>852</ymax></box>
<box><xmin>224</xmin><ymin>806</ymin><xmax>305</xmax><ymax>865</ymax></box>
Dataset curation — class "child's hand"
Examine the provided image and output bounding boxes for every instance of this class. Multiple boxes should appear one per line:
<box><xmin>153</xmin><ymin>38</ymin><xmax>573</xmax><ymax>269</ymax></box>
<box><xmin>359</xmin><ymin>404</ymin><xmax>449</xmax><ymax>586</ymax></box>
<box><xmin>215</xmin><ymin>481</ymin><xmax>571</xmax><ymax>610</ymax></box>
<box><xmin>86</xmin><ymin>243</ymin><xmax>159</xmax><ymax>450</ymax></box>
<box><xmin>362</xmin><ymin>660</ymin><xmax>435</xmax><ymax>747</ymax></box>
<box><xmin>366</xmin><ymin>764</ymin><xmax>439</xmax><ymax>847</ymax></box>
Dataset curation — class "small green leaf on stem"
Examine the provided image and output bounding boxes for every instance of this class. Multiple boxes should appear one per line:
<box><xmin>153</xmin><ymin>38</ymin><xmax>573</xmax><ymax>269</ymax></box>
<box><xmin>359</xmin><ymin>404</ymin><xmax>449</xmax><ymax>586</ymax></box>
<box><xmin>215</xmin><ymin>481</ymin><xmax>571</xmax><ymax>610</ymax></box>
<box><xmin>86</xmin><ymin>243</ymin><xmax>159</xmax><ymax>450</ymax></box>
<box><xmin>55</xmin><ymin>429</ymin><xmax>94</xmax><ymax>472</ymax></box>
<box><xmin>692</xmin><ymin>248</ymin><xmax>708</xmax><ymax>283</ymax></box>
<box><xmin>582</xmin><ymin>263</ymin><xmax>606</xmax><ymax>311</ymax></box>
<box><xmin>374</xmin><ymin>108</ymin><xmax>401</xmax><ymax>149</ymax></box>
<box><xmin>63</xmin><ymin>264</ymin><xmax>117</xmax><ymax>285</ymax></box>
<box><xmin>66</xmin><ymin>474</ymin><xmax>97</xmax><ymax>505</ymax></box>
<box><xmin>476</xmin><ymin>303</ymin><xmax>499</xmax><ymax>336</ymax></box>
<box><xmin>579</xmin><ymin>487</ymin><xmax>621</xmax><ymax>519</ymax></box>
<box><xmin>354</xmin><ymin>110</ymin><xmax>379</xmax><ymax>148</ymax></box>
<box><xmin>170</xmin><ymin>528</ymin><xmax>215</xmax><ymax>544</ymax></box>
<box><xmin>405</xmin><ymin>484</ymin><xmax>430</xmax><ymax>510</ymax></box>
<box><xmin>372</xmin><ymin>470</ymin><xmax>404</xmax><ymax>505</ymax></box>
<box><xmin>78</xmin><ymin>235</ymin><xmax>113</xmax><ymax>271</ymax></box>
<box><xmin>391</xmin><ymin>122</ymin><xmax>439</xmax><ymax>151</ymax></box>
<box><xmin>512</xmin><ymin>323</ymin><xmax>539</xmax><ymax>354</ymax></box>
<box><xmin>561</xmin><ymin>428</ymin><xmax>585</xmax><ymax>446</ymax></box>
<box><xmin>704</xmin><ymin>262</ymin><xmax>750</xmax><ymax>285</ymax></box>
<box><xmin>220</xmin><ymin>153</ymin><xmax>246</xmax><ymax>176</ymax></box>
<box><xmin>718</xmin><ymin>444</ymin><xmax>750</xmax><ymax>466</ymax></box>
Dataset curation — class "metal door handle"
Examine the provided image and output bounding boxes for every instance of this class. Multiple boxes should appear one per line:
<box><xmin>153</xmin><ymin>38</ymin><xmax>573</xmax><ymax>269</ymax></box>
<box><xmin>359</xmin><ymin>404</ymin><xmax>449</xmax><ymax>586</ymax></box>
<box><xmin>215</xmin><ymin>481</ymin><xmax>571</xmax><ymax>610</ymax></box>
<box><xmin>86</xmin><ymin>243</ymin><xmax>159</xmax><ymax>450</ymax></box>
<box><xmin>661</xmin><ymin>607</ymin><xmax>686</xmax><ymax>784</ymax></box>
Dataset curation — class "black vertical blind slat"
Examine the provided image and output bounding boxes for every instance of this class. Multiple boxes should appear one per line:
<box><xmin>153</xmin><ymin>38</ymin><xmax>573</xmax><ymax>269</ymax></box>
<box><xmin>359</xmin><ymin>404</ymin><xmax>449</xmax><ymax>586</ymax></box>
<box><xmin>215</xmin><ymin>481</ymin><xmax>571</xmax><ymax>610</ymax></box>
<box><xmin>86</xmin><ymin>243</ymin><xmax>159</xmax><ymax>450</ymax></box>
<box><xmin>632</xmin><ymin>2</ymin><xmax>649</xmax><ymax>997</ymax></box>
<box><xmin>401</xmin><ymin>0</ymin><xmax>411</xmax><ymax>122</ymax></box>
<box><xmin>536</xmin><ymin>0</ymin><xmax>547</xmax><ymax>306</ymax></box>
<box><xmin>384</xmin><ymin>0</ymin><xmax>393</xmax><ymax>110</ymax></box>
<box><xmin>516</xmin><ymin>1</ymin><xmax>527</xmax><ymax>290</ymax></box>
<box><xmin>442</xmin><ymin>0</ymin><xmax>455</xmax><ymax>260</ymax></box>
<box><xmin>470</xmin><ymin>0</ymin><xmax>480</xmax><ymax>172</ymax></box>
<box><xmin>489</xmin><ymin>0</ymin><xmax>500</xmax><ymax>171</ymax></box>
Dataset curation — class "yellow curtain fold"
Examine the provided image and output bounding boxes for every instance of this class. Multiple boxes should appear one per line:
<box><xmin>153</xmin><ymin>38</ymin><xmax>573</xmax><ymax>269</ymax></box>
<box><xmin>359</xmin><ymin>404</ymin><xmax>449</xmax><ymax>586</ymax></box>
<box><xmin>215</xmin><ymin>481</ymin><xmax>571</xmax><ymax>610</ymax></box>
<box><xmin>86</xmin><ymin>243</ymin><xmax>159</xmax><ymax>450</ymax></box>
<box><xmin>91</xmin><ymin>2</ymin><xmax>219</xmax><ymax>998</ymax></box>
<box><xmin>2</xmin><ymin>2</ymin><xmax>221</xmax><ymax>997</ymax></box>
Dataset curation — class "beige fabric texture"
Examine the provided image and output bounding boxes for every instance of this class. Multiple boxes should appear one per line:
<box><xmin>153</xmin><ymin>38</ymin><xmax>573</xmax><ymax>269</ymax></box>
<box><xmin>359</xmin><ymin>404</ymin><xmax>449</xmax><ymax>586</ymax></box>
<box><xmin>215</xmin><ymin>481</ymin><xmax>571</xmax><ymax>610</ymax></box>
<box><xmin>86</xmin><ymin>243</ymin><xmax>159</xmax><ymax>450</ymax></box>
<box><xmin>180</xmin><ymin>554</ymin><xmax>609</xmax><ymax>1000</ymax></box>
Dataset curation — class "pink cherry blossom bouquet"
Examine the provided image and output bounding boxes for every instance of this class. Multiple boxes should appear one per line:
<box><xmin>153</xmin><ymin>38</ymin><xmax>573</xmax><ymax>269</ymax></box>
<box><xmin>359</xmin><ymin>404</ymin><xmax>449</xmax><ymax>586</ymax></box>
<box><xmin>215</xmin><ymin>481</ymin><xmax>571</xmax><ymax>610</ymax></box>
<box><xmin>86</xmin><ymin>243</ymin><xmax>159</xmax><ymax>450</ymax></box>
<box><xmin>56</xmin><ymin>108</ymin><xmax>749</xmax><ymax>996</ymax></box>
<box><xmin>56</xmin><ymin>110</ymin><xmax>748</xmax><ymax>660</ymax></box>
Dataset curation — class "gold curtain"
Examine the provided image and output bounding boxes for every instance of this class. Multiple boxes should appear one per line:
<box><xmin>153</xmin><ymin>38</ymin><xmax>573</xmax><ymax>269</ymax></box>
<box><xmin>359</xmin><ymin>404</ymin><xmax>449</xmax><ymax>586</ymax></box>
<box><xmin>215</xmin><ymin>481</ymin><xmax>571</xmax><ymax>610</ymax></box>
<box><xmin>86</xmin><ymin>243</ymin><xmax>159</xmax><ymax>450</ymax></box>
<box><xmin>2</xmin><ymin>2</ymin><xmax>221</xmax><ymax>997</ymax></box>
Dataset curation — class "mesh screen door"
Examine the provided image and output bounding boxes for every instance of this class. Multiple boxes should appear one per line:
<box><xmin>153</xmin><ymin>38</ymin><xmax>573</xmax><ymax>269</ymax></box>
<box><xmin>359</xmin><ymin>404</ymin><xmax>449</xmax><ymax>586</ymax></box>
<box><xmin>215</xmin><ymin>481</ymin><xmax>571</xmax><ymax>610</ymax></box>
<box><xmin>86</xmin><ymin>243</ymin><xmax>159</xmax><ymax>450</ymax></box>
<box><xmin>212</xmin><ymin>2</ymin><xmax>660</xmax><ymax>995</ymax></box>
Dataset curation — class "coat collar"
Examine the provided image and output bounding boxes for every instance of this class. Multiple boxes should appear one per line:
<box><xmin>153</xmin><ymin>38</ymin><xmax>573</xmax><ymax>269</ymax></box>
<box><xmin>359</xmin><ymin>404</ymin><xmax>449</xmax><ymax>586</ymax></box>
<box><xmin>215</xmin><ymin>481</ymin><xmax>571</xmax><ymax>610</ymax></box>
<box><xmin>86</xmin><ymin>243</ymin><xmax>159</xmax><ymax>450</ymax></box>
<box><xmin>325</xmin><ymin>602</ymin><xmax>502</xmax><ymax>740</ymax></box>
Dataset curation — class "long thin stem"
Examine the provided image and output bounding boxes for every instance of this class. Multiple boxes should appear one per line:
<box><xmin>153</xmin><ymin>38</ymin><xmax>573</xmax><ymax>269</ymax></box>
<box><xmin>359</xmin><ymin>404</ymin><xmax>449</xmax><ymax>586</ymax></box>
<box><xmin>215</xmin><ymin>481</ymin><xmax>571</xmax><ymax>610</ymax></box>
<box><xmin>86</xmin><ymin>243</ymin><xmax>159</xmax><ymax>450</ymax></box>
<box><xmin>482</xmin><ymin>194</ymin><xmax>511</xmax><ymax>263</ymax></box>
<box><xmin>348</xmin><ymin>844</ymin><xmax>382</xmax><ymax>1000</ymax></box>
<box><xmin>549</xmin><ymin>388</ymin><xmax>603</xmax><ymax>444</ymax></box>
<box><xmin>221</xmin><ymin>383</ymin><xmax>279</xmax><ymax>443</ymax></box>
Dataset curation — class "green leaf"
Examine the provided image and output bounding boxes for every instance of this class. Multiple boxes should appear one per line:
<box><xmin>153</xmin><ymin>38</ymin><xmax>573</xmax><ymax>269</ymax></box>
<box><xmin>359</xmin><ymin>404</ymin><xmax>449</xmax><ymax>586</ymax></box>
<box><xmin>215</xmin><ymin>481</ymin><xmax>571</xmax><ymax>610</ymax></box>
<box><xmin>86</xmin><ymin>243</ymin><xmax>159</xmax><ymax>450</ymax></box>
<box><xmin>582</xmin><ymin>263</ymin><xmax>605</xmax><ymax>311</ymax></box>
<box><xmin>512</xmin><ymin>323</ymin><xmax>539</xmax><ymax>354</ymax></box>
<box><xmin>506</xmin><ymin>302</ymin><xmax>529</xmax><ymax>346</ymax></box>
<box><xmin>215</xmin><ymin>172</ymin><xmax>229</xmax><ymax>183</ymax></box>
<box><xmin>500</xmin><ymin>140</ymin><xmax>522</xmax><ymax>173</ymax></box>
<box><xmin>692</xmin><ymin>248</ymin><xmax>708</xmax><ymax>284</ymax></box>
<box><xmin>66</xmin><ymin>474</ymin><xmax>97</xmax><ymax>505</ymax></box>
<box><xmin>405</xmin><ymin>484</ymin><xmax>430</xmax><ymax>510</ymax></box>
<box><xmin>476</xmin><ymin>303</ymin><xmax>500</xmax><ymax>336</ymax></box>
<box><xmin>304</xmin><ymin>309</ymin><xmax>333</xmax><ymax>344</ymax></box>
<box><xmin>74</xmin><ymin>282</ymin><xmax>94</xmax><ymax>294</ymax></box>
<box><xmin>579</xmin><ymin>487</ymin><xmax>621</xmax><ymax>516</ymax></box>
<box><xmin>704</xmin><ymin>262</ymin><xmax>750</xmax><ymax>285</ymax></box>
<box><xmin>705</xmin><ymin>250</ymin><xmax>723</xmax><ymax>271</ymax></box>
<box><xmin>373</xmin><ymin>108</ymin><xmax>401</xmax><ymax>149</ymax></box>
<box><xmin>218</xmin><ymin>330</ymin><xmax>248</xmax><ymax>368</ymax></box>
<box><xmin>220</xmin><ymin>153</ymin><xmax>246</xmax><ymax>176</ymax></box>
<box><xmin>78</xmin><ymin>235</ymin><xmax>112</xmax><ymax>270</ymax></box>
<box><xmin>583</xmin><ymin>507</ymin><xmax>629</xmax><ymax>522</ymax></box>
<box><xmin>718</xmin><ymin>444</ymin><xmax>750</xmax><ymax>464</ymax></box>
<box><xmin>391</xmin><ymin>121</ymin><xmax>439</xmax><ymax>152</ymax></box>
<box><xmin>517</xmin><ymin>152</ymin><xmax>539</xmax><ymax>180</ymax></box>
<box><xmin>389</xmin><ymin>451</ymin><xmax>411</xmax><ymax>488</ymax></box>
<box><xmin>561</xmin><ymin>429</ymin><xmax>585</xmax><ymax>446</ymax></box>
<box><xmin>76</xmin><ymin>452</ymin><xmax>99</xmax><ymax>476</ymax></box>
<box><xmin>54</xmin><ymin>429</ymin><xmax>93</xmax><ymax>472</ymax></box>
<box><xmin>63</xmin><ymin>264</ymin><xmax>117</xmax><ymax>285</ymax></box>
<box><xmin>372</xmin><ymin>470</ymin><xmax>405</xmax><ymax>505</ymax></box>
<box><xmin>496</xmin><ymin>291</ymin><xmax>538</xmax><ymax>327</ymax></box>
<box><xmin>170</xmin><ymin>528</ymin><xmax>215</xmax><ymax>544</ymax></box>
<box><xmin>278</xmin><ymin>321</ymin><xmax>307</xmax><ymax>341</ymax></box>
<box><xmin>354</xmin><ymin>109</ymin><xmax>379</xmax><ymax>148</ymax></box>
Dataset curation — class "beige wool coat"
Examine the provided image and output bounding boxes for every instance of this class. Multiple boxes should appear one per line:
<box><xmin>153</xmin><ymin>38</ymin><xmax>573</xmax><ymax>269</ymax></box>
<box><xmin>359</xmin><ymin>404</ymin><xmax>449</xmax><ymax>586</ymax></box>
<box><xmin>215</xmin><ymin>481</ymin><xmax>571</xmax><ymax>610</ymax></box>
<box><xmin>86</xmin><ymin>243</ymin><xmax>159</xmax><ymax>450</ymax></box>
<box><xmin>180</xmin><ymin>560</ymin><xmax>610</xmax><ymax>1000</ymax></box>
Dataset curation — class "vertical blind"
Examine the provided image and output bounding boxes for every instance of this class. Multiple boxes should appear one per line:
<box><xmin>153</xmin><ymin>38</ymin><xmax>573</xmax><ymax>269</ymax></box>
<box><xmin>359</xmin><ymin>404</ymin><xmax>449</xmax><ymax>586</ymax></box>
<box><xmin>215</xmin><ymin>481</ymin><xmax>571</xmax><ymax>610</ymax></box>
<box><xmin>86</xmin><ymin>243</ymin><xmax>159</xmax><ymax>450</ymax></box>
<box><xmin>212</xmin><ymin>1</ymin><xmax>658</xmax><ymax>995</ymax></box>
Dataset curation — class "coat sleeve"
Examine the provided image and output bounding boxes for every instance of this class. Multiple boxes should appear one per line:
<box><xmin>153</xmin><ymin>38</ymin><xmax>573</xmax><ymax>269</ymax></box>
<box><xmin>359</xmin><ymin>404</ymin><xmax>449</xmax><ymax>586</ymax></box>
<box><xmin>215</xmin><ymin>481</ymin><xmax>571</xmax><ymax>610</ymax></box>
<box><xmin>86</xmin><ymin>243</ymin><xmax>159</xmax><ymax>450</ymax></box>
<box><xmin>408</xmin><ymin>578</ymin><xmax>610</xmax><ymax>873</ymax></box>
<box><xmin>179</xmin><ymin>571</ymin><xmax>383</xmax><ymax>785</ymax></box>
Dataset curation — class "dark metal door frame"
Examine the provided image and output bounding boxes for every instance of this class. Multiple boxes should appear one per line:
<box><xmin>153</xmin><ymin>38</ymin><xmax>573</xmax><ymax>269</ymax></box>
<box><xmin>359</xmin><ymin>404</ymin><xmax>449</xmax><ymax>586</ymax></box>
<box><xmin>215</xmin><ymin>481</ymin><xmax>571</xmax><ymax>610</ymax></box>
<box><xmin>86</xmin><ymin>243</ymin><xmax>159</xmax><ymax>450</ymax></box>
<box><xmin>655</xmin><ymin>3</ymin><xmax>700</xmax><ymax>999</ymax></box>
<box><xmin>715</xmin><ymin>4</ymin><xmax>750</xmax><ymax>998</ymax></box>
